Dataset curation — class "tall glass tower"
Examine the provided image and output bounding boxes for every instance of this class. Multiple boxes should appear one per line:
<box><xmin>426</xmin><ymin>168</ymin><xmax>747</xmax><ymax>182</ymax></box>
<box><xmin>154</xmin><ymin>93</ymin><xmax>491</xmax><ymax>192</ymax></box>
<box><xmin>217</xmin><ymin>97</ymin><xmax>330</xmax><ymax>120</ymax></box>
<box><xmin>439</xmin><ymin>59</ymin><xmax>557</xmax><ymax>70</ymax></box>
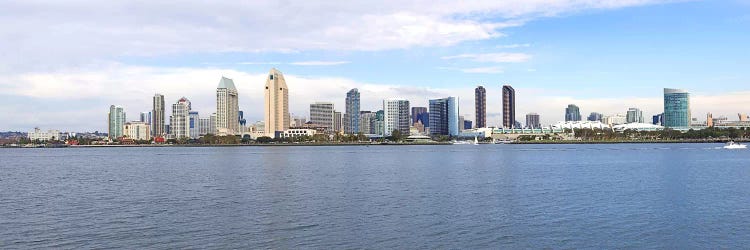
<box><xmin>663</xmin><ymin>88</ymin><xmax>691</xmax><ymax>128</ymax></box>
<box><xmin>502</xmin><ymin>85</ymin><xmax>515</xmax><ymax>128</ymax></box>
<box><xmin>565</xmin><ymin>104</ymin><xmax>581</xmax><ymax>122</ymax></box>
<box><xmin>345</xmin><ymin>88</ymin><xmax>360</xmax><ymax>134</ymax></box>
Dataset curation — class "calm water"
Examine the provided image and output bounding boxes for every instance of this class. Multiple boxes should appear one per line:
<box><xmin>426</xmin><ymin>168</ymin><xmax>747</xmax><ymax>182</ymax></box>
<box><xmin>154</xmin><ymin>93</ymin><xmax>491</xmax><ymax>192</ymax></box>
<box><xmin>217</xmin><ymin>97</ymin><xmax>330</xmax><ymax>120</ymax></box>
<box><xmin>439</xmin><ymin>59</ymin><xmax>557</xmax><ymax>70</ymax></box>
<box><xmin>2</xmin><ymin>144</ymin><xmax>750</xmax><ymax>248</ymax></box>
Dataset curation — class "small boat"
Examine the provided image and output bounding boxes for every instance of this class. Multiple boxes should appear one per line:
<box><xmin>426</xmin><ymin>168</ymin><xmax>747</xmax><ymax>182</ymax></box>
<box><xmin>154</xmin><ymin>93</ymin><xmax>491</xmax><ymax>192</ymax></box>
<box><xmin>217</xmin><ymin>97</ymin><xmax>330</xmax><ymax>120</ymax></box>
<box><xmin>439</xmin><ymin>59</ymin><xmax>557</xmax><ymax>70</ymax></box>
<box><xmin>452</xmin><ymin>140</ymin><xmax>472</xmax><ymax>145</ymax></box>
<box><xmin>723</xmin><ymin>141</ymin><xmax>747</xmax><ymax>149</ymax></box>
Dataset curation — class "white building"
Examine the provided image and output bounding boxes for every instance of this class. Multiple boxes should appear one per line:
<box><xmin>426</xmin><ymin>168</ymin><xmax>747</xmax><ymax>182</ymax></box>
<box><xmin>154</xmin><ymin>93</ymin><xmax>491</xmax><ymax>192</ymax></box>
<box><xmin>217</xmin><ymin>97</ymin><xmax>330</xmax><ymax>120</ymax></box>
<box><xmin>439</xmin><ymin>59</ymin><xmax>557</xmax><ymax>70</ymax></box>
<box><xmin>552</xmin><ymin>121</ymin><xmax>609</xmax><ymax>130</ymax></box>
<box><xmin>602</xmin><ymin>114</ymin><xmax>627</xmax><ymax>126</ymax></box>
<box><xmin>264</xmin><ymin>68</ymin><xmax>290</xmax><ymax>137</ymax></box>
<box><xmin>124</xmin><ymin>122</ymin><xmax>151</xmax><ymax>140</ymax></box>
<box><xmin>279</xmin><ymin>129</ymin><xmax>318</xmax><ymax>138</ymax></box>
<box><xmin>170</xmin><ymin>97</ymin><xmax>191</xmax><ymax>139</ymax></box>
<box><xmin>612</xmin><ymin>123</ymin><xmax>664</xmax><ymax>132</ymax></box>
<box><xmin>626</xmin><ymin>108</ymin><xmax>644</xmax><ymax>123</ymax></box>
<box><xmin>28</xmin><ymin>128</ymin><xmax>61</xmax><ymax>142</ymax></box>
<box><xmin>198</xmin><ymin>113</ymin><xmax>217</xmax><ymax>135</ymax></box>
<box><xmin>217</xmin><ymin>77</ymin><xmax>239</xmax><ymax>135</ymax></box>
<box><xmin>383</xmin><ymin>99</ymin><xmax>410</xmax><ymax>136</ymax></box>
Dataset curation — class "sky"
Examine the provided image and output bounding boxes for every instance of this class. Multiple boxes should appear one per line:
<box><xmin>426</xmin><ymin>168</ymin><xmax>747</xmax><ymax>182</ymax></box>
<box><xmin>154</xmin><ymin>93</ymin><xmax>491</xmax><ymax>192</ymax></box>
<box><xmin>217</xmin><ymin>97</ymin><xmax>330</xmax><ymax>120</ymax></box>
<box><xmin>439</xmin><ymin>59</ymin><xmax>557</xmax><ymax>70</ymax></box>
<box><xmin>1</xmin><ymin>0</ymin><xmax>749</xmax><ymax>132</ymax></box>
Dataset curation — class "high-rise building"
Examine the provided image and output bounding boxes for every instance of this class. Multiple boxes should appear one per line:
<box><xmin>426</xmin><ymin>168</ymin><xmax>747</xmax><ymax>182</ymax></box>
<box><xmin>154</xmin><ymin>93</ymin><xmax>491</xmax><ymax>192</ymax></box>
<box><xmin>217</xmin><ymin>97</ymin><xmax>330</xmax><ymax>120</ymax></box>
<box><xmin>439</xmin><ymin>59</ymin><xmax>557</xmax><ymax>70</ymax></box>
<box><xmin>189</xmin><ymin>111</ymin><xmax>200</xmax><ymax>139</ymax></box>
<box><xmin>411</xmin><ymin>107</ymin><xmax>427</xmax><ymax>124</ymax></box>
<box><xmin>345</xmin><ymin>88</ymin><xmax>360</xmax><ymax>134</ymax></box>
<box><xmin>374</xmin><ymin>110</ymin><xmax>385</xmax><ymax>136</ymax></box>
<box><xmin>626</xmin><ymin>108</ymin><xmax>644</xmax><ymax>123</ymax></box>
<box><xmin>429</xmin><ymin>97</ymin><xmax>460</xmax><ymax>136</ymax></box>
<box><xmin>264</xmin><ymin>68</ymin><xmax>290</xmax><ymax>137</ymax></box>
<box><xmin>464</xmin><ymin>120</ymin><xmax>473</xmax><ymax>130</ymax></box>
<box><xmin>310</xmin><ymin>102</ymin><xmax>334</xmax><ymax>132</ymax></box>
<box><xmin>663</xmin><ymin>88</ymin><xmax>691</xmax><ymax>128</ymax></box>
<box><xmin>334</xmin><ymin>111</ymin><xmax>342</xmax><ymax>133</ymax></box>
<box><xmin>108</xmin><ymin>105</ymin><xmax>126</xmax><ymax>139</ymax></box>
<box><xmin>198</xmin><ymin>116</ymin><xmax>214</xmax><ymax>135</ymax></box>
<box><xmin>526</xmin><ymin>113</ymin><xmax>540</xmax><ymax>129</ymax></box>
<box><xmin>706</xmin><ymin>113</ymin><xmax>714</xmax><ymax>127</ymax></box>
<box><xmin>383</xmin><ymin>99</ymin><xmax>410</xmax><ymax>136</ymax></box>
<box><xmin>565</xmin><ymin>104</ymin><xmax>581</xmax><ymax>122</ymax></box>
<box><xmin>359</xmin><ymin>111</ymin><xmax>374</xmax><ymax>134</ymax></box>
<box><xmin>124</xmin><ymin>121</ymin><xmax>151</xmax><ymax>141</ymax></box>
<box><xmin>216</xmin><ymin>77</ymin><xmax>239</xmax><ymax>135</ymax></box>
<box><xmin>475</xmin><ymin>86</ymin><xmax>487</xmax><ymax>128</ymax></box>
<box><xmin>587</xmin><ymin>112</ymin><xmax>603</xmax><ymax>122</ymax></box>
<box><xmin>652</xmin><ymin>113</ymin><xmax>664</xmax><ymax>125</ymax></box>
<box><xmin>502</xmin><ymin>85</ymin><xmax>516</xmax><ymax>128</ymax></box>
<box><xmin>140</xmin><ymin>112</ymin><xmax>151</xmax><ymax>124</ymax></box>
<box><xmin>458</xmin><ymin>116</ymin><xmax>465</xmax><ymax>131</ymax></box>
<box><xmin>170</xmin><ymin>97</ymin><xmax>191</xmax><ymax>139</ymax></box>
<box><xmin>152</xmin><ymin>94</ymin><xmax>165</xmax><ymax>137</ymax></box>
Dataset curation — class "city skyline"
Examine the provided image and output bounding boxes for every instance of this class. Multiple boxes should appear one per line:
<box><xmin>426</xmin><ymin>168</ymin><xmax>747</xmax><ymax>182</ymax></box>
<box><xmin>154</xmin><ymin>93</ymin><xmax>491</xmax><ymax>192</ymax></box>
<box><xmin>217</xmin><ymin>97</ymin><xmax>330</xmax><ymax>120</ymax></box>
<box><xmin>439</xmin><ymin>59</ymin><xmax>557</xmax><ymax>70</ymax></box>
<box><xmin>2</xmin><ymin>1</ymin><xmax>750</xmax><ymax>131</ymax></box>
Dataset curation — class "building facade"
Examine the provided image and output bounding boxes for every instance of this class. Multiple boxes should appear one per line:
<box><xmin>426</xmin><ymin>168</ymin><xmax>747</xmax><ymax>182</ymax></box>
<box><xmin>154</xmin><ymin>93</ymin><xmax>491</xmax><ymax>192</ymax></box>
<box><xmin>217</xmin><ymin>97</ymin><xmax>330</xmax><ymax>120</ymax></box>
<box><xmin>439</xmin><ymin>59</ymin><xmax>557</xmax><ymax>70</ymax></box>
<box><xmin>124</xmin><ymin>121</ymin><xmax>151</xmax><ymax>141</ymax></box>
<box><xmin>383</xmin><ymin>99</ymin><xmax>410</xmax><ymax>136</ymax></box>
<box><xmin>28</xmin><ymin>128</ymin><xmax>61</xmax><ymax>142</ymax></box>
<box><xmin>344</xmin><ymin>88</ymin><xmax>360</xmax><ymax>134</ymax></box>
<box><xmin>264</xmin><ymin>68</ymin><xmax>290</xmax><ymax>137</ymax></box>
<box><xmin>626</xmin><ymin>108</ymin><xmax>644</xmax><ymax>123</ymax></box>
<box><xmin>359</xmin><ymin>111</ymin><xmax>374</xmax><ymax>134</ymax></box>
<box><xmin>663</xmin><ymin>88</ymin><xmax>691</xmax><ymax>128</ymax></box>
<box><xmin>429</xmin><ymin>97</ymin><xmax>460</xmax><ymax>136</ymax></box>
<box><xmin>334</xmin><ymin>111</ymin><xmax>342</xmax><ymax>133</ymax></box>
<box><xmin>565</xmin><ymin>104</ymin><xmax>581</xmax><ymax>122</ymax></box>
<box><xmin>216</xmin><ymin>77</ymin><xmax>239</xmax><ymax>135</ymax></box>
<box><xmin>602</xmin><ymin>114</ymin><xmax>627</xmax><ymax>125</ymax></box>
<box><xmin>475</xmin><ymin>86</ymin><xmax>487</xmax><ymax>128</ymax></box>
<box><xmin>108</xmin><ymin>105</ymin><xmax>126</xmax><ymax>139</ymax></box>
<box><xmin>170</xmin><ymin>97</ymin><xmax>191</xmax><ymax>139</ymax></box>
<box><xmin>587</xmin><ymin>112</ymin><xmax>603</xmax><ymax>122</ymax></box>
<box><xmin>526</xmin><ymin>113</ymin><xmax>540</xmax><ymax>129</ymax></box>
<box><xmin>502</xmin><ymin>85</ymin><xmax>516</xmax><ymax>128</ymax></box>
<box><xmin>310</xmin><ymin>102</ymin><xmax>334</xmax><ymax>133</ymax></box>
<box><xmin>152</xmin><ymin>94</ymin><xmax>165</xmax><ymax>137</ymax></box>
<box><xmin>189</xmin><ymin>111</ymin><xmax>200</xmax><ymax>139</ymax></box>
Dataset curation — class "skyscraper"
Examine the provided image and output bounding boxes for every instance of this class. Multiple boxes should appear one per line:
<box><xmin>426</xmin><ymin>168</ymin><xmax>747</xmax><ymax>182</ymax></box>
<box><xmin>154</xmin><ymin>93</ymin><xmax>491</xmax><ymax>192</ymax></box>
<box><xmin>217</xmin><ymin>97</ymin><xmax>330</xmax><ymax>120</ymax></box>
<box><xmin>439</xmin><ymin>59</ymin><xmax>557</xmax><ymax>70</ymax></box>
<box><xmin>383</xmin><ymin>99</ymin><xmax>410</xmax><ymax>136</ymax></box>
<box><xmin>374</xmin><ymin>110</ymin><xmax>385</xmax><ymax>136</ymax></box>
<box><xmin>108</xmin><ymin>105</ymin><xmax>126</xmax><ymax>139</ymax></box>
<box><xmin>264</xmin><ymin>68</ymin><xmax>290</xmax><ymax>137</ymax></box>
<box><xmin>565</xmin><ymin>104</ymin><xmax>581</xmax><ymax>122</ymax></box>
<box><xmin>411</xmin><ymin>107</ymin><xmax>427</xmax><ymax>124</ymax></box>
<box><xmin>626</xmin><ymin>108</ymin><xmax>644</xmax><ymax>123</ymax></box>
<box><xmin>429</xmin><ymin>97</ymin><xmax>460</xmax><ymax>136</ymax></box>
<box><xmin>216</xmin><ymin>77</ymin><xmax>239</xmax><ymax>135</ymax></box>
<box><xmin>502</xmin><ymin>85</ymin><xmax>516</xmax><ymax>128</ymax></box>
<box><xmin>310</xmin><ymin>102</ymin><xmax>334</xmax><ymax>132</ymax></box>
<box><xmin>652</xmin><ymin>113</ymin><xmax>664</xmax><ymax>125</ymax></box>
<box><xmin>345</xmin><ymin>88</ymin><xmax>360</xmax><ymax>134</ymax></box>
<box><xmin>170</xmin><ymin>97</ymin><xmax>191</xmax><ymax>139</ymax></box>
<box><xmin>359</xmin><ymin>111</ymin><xmax>374</xmax><ymax>134</ymax></box>
<box><xmin>587</xmin><ymin>112</ymin><xmax>603</xmax><ymax>122</ymax></box>
<box><xmin>475</xmin><ymin>86</ymin><xmax>487</xmax><ymax>128</ymax></box>
<box><xmin>663</xmin><ymin>88</ymin><xmax>691</xmax><ymax>128</ymax></box>
<box><xmin>189</xmin><ymin>111</ymin><xmax>200</xmax><ymax>139</ymax></box>
<box><xmin>526</xmin><ymin>113</ymin><xmax>540</xmax><ymax>129</ymax></box>
<box><xmin>334</xmin><ymin>111</ymin><xmax>342</xmax><ymax>133</ymax></box>
<box><xmin>152</xmin><ymin>94</ymin><xmax>165</xmax><ymax>137</ymax></box>
<box><xmin>140</xmin><ymin>112</ymin><xmax>151</xmax><ymax>124</ymax></box>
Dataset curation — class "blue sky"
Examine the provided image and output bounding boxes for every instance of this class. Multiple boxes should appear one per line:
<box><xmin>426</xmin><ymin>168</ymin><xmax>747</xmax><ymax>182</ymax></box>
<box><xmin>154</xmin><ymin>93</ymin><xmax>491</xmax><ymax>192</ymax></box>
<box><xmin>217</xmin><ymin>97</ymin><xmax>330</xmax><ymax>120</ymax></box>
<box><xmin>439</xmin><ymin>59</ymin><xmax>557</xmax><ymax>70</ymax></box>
<box><xmin>1</xmin><ymin>0</ymin><xmax>749</xmax><ymax>131</ymax></box>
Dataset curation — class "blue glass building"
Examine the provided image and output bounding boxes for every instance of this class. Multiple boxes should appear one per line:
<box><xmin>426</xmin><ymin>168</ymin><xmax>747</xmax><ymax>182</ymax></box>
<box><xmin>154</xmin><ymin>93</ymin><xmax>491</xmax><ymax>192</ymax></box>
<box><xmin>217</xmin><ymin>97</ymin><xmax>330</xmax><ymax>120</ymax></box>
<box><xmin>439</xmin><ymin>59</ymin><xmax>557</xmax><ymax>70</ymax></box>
<box><xmin>429</xmin><ymin>97</ymin><xmax>459</xmax><ymax>136</ymax></box>
<box><xmin>663</xmin><ymin>88</ymin><xmax>691</xmax><ymax>128</ymax></box>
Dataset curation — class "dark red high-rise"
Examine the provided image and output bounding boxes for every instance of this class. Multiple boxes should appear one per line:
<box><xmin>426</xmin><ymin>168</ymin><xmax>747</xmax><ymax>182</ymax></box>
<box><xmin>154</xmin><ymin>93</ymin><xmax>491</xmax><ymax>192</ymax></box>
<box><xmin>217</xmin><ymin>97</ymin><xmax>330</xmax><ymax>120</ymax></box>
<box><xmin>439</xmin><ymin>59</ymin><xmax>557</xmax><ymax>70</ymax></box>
<box><xmin>502</xmin><ymin>85</ymin><xmax>515</xmax><ymax>128</ymax></box>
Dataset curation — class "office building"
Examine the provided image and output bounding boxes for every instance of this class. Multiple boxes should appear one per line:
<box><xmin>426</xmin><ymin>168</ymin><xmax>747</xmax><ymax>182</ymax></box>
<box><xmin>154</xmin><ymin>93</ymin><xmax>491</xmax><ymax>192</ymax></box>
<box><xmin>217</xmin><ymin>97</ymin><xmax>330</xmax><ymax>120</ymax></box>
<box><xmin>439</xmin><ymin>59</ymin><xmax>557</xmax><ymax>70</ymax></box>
<box><xmin>189</xmin><ymin>111</ymin><xmax>200</xmax><ymax>139</ymax></box>
<box><xmin>170</xmin><ymin>97</ymin><xmax>191</xmax><ymax>139</ymax></box>
<box><xmin>565</xmin><ymin>104</ymin><xmax>581</xmax><ymax>122</ymax></box>
<box><xmin>108</xmin><ymin>105</ymin><xmax>126</xmax><ymax>139</ymax></box>
<box><xmin>502</xmin><ymin>85</ymin><xmax>516</xmax><ymax>128</ymax></box>
<box><xmin>152</xmin><ymin>94</ymin><xmax>165</xmax><ymax>137</ymax></box>
<box><xmin>652</xmin><ymin>113</ymin><xmax>664</xmax><ymax>125</ymax></box>
<box><xmin>464</xmin><ymin>120</ymin><xmax>473</xmax><ymax>130</ymax></box>
<box><xmin>359</xmin><ymin>111</ymin><xmax>374</xmax><ymax>134</ymax></box>
<box><xmin>345</xmin><ymin>88</ymin><xmax>360</xmax><ymax>134</ymax></box>
<box><xmin>383</xmin><ymin>99</ymin><xmax>410</xmax><ymax>136</ymax></box>
<box><xmin>587</xmin><ymin>112</ymin><xmax>603</xmax><ymax>122</ymax></box>
<box><xmin>475</xmin><ymin>86</ymin><xmax>487</xmax><ymax>128</ymax></box>
<box><xmin>429</xmin><ymin>97</ymin><xmax>460</xmax><ymax>136</ymax></box>
<box><xmin>264</xmin><ymin>68</ymin><xmax>290</xmax><ymax>137</ymax></box>
<box><xmin>526</xmin><ymin>113</ymin><xmax>540</xmax><ymax>129</ymax></box>
<box><xmin>124</xmin><ymin>121</ymin><xmax>151</xmax><ymax>141</ymax></box>
<box><xmin>626</xmin><ymin>108</ymin><xmax>644</xmax><ymax>123</ymax></box>
<box><xmin>334</xmin><ymin>111</ymin><xmax>342</xmax><ymax>133</ymax></box>
<box><xmin>216</xmin><ymin>77</ymin><xmax>239</xmax><ymax>135</ymax></box>
<box><xmin>310</xmin><ymin>102</ymin><xmax>335</xmax><ymax>132</ymax></box>
<box><xmin>412</xmin><ymin>107</ymin><xmax>427</xmax><ymax>124</ymax></box>
<box><xmin>140</xmin><ymin>112</ymin><xmax>151</xmax><ymax>124</ymax></box>
<box><xmin>663</xmin><ymin>88</ymin><xmax>691</xmax><ymax>128</ymax></box>
<box><xmin>374</xmin><ymin>110</ymin><xmax>385</xmax><ymax>136</ymax></box>
<box><xmin>198</xmin><ymin>114</ymin><xmax>216</xmax><ymax>136</ymax></box>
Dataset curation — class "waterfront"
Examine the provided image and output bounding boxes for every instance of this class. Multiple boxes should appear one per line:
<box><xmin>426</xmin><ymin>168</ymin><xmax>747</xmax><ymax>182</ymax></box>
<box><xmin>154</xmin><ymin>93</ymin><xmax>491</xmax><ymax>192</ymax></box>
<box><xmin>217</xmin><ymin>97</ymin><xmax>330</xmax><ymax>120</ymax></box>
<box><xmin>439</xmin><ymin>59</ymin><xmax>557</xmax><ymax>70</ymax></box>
<box><xmin>2</xmin><ymin>144</ymin><xmax>750</xmax><ymax>248</ymax></box>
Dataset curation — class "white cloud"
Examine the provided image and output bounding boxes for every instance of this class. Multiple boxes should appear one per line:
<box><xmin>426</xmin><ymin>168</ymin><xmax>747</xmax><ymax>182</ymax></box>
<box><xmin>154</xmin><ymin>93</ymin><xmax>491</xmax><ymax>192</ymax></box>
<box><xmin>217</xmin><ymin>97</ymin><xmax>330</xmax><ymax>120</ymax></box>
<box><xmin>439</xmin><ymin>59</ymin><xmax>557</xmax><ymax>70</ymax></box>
<box><xmin>289</xmin><ymin>61</ymin><xmax>351</xmax><ymax>66</ymax></box>
<box><xmin>441</xmin><ymin>53</ymin><xmax>532</xmax><ymax>63</ymax></box>
<box><xmin>238</xmin><ymin>62</ymin><xmax>282</xmax><ymax>65</ymax></box>
<box><xmin>496</xmin><ymin>43</ymin><xmax>531</xmax><ymax>49</ymax></box>
<box><xmin>0</xmin><ymin>0</ymin><xmax>671</xmax><ymax>72</ymax></box>
<box><xmin>440</xmin><ymin>66</ymin><xmax>505</xmax><ymax>74</ymax></box>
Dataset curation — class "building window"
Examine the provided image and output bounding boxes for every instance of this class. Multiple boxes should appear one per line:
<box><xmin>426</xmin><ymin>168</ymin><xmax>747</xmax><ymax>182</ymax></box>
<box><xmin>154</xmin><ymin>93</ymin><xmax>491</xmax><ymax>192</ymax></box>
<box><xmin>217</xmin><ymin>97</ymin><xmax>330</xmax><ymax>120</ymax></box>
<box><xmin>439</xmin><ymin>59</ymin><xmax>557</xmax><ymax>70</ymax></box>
<box><xmin>270</xmin><ymin>75</ymin><xmax>273</xmax><ymax>80</ymax></box>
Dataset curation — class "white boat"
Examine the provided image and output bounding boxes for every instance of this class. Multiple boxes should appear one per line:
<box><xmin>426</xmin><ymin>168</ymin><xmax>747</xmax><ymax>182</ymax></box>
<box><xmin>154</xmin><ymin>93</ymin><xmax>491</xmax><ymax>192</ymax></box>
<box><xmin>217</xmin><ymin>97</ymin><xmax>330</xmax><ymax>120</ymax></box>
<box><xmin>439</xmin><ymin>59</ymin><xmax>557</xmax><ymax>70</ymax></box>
<box><xmin>452</xmin><ymin>140</ymin><xmax>472</xmax><ymax>145</ymax></box>
<box><xmin>723</xmin><ymin>141</ymin><xmax>747</xmax><ymax>149</ymax></box>
<box><xmin>473</xmin><ymin>136</ymin><xmax>479</xmax><ymax>145</ymax></box>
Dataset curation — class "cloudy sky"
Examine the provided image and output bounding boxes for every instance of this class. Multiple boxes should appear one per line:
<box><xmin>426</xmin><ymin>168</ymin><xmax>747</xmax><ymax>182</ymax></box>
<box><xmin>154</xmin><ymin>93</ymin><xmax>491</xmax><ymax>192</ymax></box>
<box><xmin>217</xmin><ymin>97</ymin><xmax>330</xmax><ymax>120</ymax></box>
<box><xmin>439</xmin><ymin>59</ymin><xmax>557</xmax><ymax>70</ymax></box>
<box><xmin>1</xmin><ymin>0</ymin><xmax>749</xmax><ymax>131</ymax></box>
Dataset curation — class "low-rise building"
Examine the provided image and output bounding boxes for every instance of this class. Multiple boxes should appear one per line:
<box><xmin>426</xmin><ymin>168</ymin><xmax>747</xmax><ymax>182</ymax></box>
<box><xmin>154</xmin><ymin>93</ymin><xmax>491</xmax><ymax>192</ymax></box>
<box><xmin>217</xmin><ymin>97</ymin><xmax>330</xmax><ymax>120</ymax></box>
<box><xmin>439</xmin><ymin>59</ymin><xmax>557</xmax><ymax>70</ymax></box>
<box><xmin>28</xmin><ymin>128</ymin><xmax>61</xmax><ymax>142</ymax></box>
<box><xmin>279</xmin><ymin>129</ymin><xmax>318</xmax><ymax>138</ymax></box>
<box><xmin>124</xmin><ymin>122</ymin><xmax>152</xmax><ymax>141</ymax></box>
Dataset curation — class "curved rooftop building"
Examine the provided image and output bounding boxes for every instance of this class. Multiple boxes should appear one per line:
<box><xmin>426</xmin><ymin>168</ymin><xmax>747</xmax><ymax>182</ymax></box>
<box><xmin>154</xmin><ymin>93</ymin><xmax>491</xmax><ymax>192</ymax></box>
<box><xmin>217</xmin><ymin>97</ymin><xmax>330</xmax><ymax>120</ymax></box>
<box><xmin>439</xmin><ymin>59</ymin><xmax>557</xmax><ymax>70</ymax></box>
<box><xmin>663</xmin><ymin>88</ymin><xmax>691</xmax><ymax>128</ymax></box>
